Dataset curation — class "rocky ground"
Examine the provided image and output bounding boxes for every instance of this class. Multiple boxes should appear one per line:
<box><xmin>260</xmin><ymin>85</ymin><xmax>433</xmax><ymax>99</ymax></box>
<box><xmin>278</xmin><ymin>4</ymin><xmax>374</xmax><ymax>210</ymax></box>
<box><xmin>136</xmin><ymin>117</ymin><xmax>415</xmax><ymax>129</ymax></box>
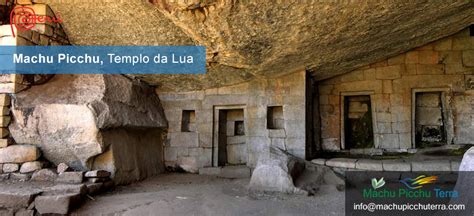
<box><xmin>73</xmin><ymin>173</ymin><xmax>344</xmax><ymax>216</ymax></box>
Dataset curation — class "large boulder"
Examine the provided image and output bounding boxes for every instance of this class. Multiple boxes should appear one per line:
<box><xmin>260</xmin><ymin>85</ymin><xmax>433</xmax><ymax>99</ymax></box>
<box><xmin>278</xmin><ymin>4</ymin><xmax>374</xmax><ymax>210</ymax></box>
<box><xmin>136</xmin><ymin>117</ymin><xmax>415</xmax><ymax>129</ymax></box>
<box><xmin>459</xmin><ymin>147</ymin><xmax>474</xmax><ymax>171</ymax></box>
<box><xmin>9</xmin><ymin>74</ymin><xmax>167</xmax><ymax>184</ymax></box>
<box><xmin>449</xmin><ymin>147</ymin><xmax>474</xmax><ymax>213</ymax></box>
<box><xmin>249</xmin><ymin>147</ymin><xmax>344</xmax><ymax>195</ymax></box>
<box><xmin>248</xmin><ymin>147</ymin><xmax>306</xmax><ymax>194</ymax></box>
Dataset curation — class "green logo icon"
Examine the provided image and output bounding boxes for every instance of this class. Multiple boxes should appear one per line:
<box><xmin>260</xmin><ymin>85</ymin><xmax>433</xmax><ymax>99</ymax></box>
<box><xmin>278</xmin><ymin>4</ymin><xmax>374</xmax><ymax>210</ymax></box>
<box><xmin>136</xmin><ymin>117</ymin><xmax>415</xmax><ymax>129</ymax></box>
<box><xmin>371</xmin><ymin>177</ymin><xmax>385</xmax><ymax>189</ymax></box>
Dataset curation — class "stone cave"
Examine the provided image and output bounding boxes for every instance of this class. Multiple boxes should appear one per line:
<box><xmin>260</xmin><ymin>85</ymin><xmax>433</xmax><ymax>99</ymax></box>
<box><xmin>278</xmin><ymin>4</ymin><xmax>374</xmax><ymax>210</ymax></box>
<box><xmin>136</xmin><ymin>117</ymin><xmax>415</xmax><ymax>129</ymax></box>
<box><xmin>0</xmin><ymin>0</ymin><xmax>473</xmax><ymax>215</ymax></box>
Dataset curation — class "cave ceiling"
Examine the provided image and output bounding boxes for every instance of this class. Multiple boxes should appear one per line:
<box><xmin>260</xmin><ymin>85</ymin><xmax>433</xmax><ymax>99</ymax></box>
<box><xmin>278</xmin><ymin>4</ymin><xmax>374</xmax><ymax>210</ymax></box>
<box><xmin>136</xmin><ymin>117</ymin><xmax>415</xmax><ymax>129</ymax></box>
<box><xmin>45</xmin><ymin>0</ymin><xmax>474</xmax><ymax>91</ymax></box>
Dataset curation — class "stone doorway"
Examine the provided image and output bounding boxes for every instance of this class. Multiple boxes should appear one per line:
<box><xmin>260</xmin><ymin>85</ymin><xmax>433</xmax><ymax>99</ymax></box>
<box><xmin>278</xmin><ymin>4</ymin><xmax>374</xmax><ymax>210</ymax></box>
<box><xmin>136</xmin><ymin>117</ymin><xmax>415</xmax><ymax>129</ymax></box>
<box><xmin>414</xmin><ymin>92</ymin><xmax>447</xmax><ymax>148</ymax></box>
<box><xmin>213</xmin><ymin>107</ymin><xmax>247</xmax><ymax>167</ymax></box>
<box><xmin>342</xmin><ymin>95</ymin><xmax>374</xmax><ymax>149</ymax></box>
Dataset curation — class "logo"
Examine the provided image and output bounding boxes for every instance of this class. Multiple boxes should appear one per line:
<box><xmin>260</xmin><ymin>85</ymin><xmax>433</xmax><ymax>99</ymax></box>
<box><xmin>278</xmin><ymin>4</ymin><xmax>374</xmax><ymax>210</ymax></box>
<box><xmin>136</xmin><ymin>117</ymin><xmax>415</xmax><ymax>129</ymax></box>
<box><xmin>362</xmin><ymin>174</ymin><xmax>456</xmax><ymax>199</ymax></box>
<box><xmin>400</xmin><ymin>175</ymin><xmax>438</xmax><ymax>190</ymax></box>
<box><xmin>371</xmin><ymin>177</ymin><xmax>385</xmax><ymax>189</ymax></box>
<box><xmin>8</xmin><ymin>0</ymin><xmax>62</xmax><ymax>37</ymax></box>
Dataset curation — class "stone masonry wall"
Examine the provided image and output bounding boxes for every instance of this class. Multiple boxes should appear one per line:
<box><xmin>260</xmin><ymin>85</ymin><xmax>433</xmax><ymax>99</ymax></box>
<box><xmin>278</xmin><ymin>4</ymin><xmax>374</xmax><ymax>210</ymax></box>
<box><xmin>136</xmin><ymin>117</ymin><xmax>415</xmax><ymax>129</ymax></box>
<box><xmin>0</xmin><ymin>1</ymin><xmax>74</xmax><ymax>182</ymax></box>
<box><xmin>0</xmin><ymin>1</ymin><xmax>70</xmax><ymax>93</ymax></box>
<box><xmin>319</xmin><ymin>27</ymin><xmax>474</xmax><ymax>151</ymax></box>
<box><xmin>0</xmin><ymin>92</ymin><xmax>43</xmax><ymax>181</ymax></box>
<box><xmin>158</xmin><ymin>71</ymin><xmax>306</xmax><ymax>172</ymax></box>
<box><xmin>0</xmin><ymin>1</ymin><xmax>70</xmax><ymax>46</ymax></box>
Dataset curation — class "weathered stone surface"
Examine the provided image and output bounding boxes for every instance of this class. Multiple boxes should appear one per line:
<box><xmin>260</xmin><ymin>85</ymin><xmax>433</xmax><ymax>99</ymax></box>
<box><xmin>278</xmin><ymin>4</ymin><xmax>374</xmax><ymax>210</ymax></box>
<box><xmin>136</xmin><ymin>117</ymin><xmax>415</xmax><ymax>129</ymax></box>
<box><xmin>0</xmin><ymin>94</ymin><xmax>10</xmax><ymax>106</ymax></box>
<box><xmin>411</xmin><ymin>160</ymin><xmax>451</xmax><ymax>172</ymax></box>
<box><xmin>14</xmin><ymin>209</ymin><xmax>34</xmax><ymax>216</ymax></box>
<box><xmin>463</xmin><ymin>50</ymin><xmax>474</xmax><ymax>67</ymax></box>
<box><xmin>349</xmin><ymin>148</ymin><xmax>383</xmax><ymax>156</ymax></box>
<box><xmin>249</xmin><ymin>147</ymin><xmax>305</xmax><ymax>194</ymax></box>
<box><xmin>20</xmin><ymin>162</ymin><xmax>43</xmax><ymax>173</ymax></box>
<box><xmin>355</xmin><ymin>160</ymin><xmax>383</xmax><ymax>171</ymax></box>
<box><xmin>451</xmin><ymin>160</ymin><xmax>461</xmax><ymax>172</ymax></box>
<box><xmin>90</xmin><ymin>128</ymin><xmax>166</xmax><ymax>185</ymax></box>
<box><xmin>9</xmin><ymin>75</ymin><xmax>167</xmax><ymax>178</ymax></box>
<box><xmin>44</xmin><ymin>1</ymin><xmax>474</xmax><ymax>91</ymax></box>
<box><xmin>226</xmin><ymin>144</ymin><xmax>248</xmax><ymax>165</ymax></box>
<box><xmin>0</xmin><ymin>116</ymin><xmax>10</xmax><ymax>127</ymax></box>
<box><xmin>87</xmin><ymin>178</ymin><xmax>107</xmax><ymax>183</ymax></box>
<box><xmin>0</xmin><ymin>173</ymin><xmax>8</xmax><ymax>181</ymax></box>
<box><xmin>0</xmin><ymin>128</ymin><xmax>8</xmax><ymax>138</ymax></box>
<box><xmin>56</xmin><ymin>172</ymin><xmax>84</xmax><ymax>184</ymax></box>
<box><xmin>31</xmin><ymin>169</ymin><xmax>57</xmax><ymax>182</ymax></box>
<box><xmin>218</xmin><ymin>166</ymin><xmax>251</xmax><ymax>179</ymax></box>
<box><xmin>177</xmin><ymin>157</ymin><xmax>201</xmax><ymax>174</ymax></box>
<box><xmin>9</xmin><ymin>173</ymin><xmax>31</xmax><ymax>181</ymax></box>
<box><xmin>0</xmin><ymin>138</ymin><xmax>13</xmax><ymax>148</ymax></box>
<box><xmin>84</xmin><ymin>170</ymin><xmax>110</xmax><ymax>178</ymax></box>
<box><xmin>0</xmin><ymin>145</ymin><xmax>40</xmax><ymax>163</ymax></box>
<box><xmin>169</xmin><ymin>132</ymin><xmax>199</xmax><ymax>147</ymax></box>
<box><xmin>35</xmin><ymin>193</ymin><xmax>82</xmax><ymax>215</ymax></box>
<box><xmin>44</xmin><ymin>184</ymin><xmax>87</xmax><ymax>196</ymax></box>
<box><xmin>56</xmin><ymin>163</ymin><xmax>70</xmax><ymax>173</ymax></box>
<box><xmin>198</xmin><ymin>167</ymin><xmax>221</xmax><ymax>176</ymax></box>
<box><xmin>459</xmin><ymin>147</ymin><xmax>474</xmax><ymax>171</ymax></box>
<box><xmin>382</xmin><ymin>160</ymin><xmax>411</xmax><ymax>172</ymax></box>
<box><xmin>326</xmin><ymin>158</ymin><xmax>358</xmax><ymax>169</ymax></box>
<box><xmin>0</xmin><ymin>209</ymin><xmax>14</xmax><ymax>216</ymax></box>
<box><xmin>250</xmin><ymin>147</ymin><xmax>344</xmax><ymax>195</ymax></box>
<box><xmin>0</xmin><ymin>188</ymin><xmax>41</xmax><ymax>210</ymax></box>
<box><xmin>294</xmin><ymin>162</ymin><xmax>345</xmax><ymax>195</ymax></box>
<box><xmin>450</xmin><ymin>147</ymin><xmax>474</xmax><ymax>213</ymax></box>
<box><xmin>3</xmin><ymin>164</ymin><xmax>19</xmax><ymax>173</ymax></box>
<box><xmin>311</xmin><ymin>158</ymin><xmax>326</xmax><ymax>166</ymax></box>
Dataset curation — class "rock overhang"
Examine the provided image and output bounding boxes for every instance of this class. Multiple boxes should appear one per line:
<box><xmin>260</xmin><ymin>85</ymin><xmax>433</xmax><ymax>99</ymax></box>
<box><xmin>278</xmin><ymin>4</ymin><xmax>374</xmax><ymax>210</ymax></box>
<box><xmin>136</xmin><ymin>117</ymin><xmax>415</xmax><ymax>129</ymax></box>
<box><xmin>41</xmin><ymin>0</ymin><xmax>474</xmax><ymax>91</ymax></box>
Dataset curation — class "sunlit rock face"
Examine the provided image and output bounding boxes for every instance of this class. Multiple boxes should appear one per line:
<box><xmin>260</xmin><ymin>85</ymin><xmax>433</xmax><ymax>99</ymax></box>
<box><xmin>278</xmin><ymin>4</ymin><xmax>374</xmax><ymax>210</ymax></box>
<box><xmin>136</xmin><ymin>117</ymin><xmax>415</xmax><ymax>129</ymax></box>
<box><xmin>9</xmin><ymin>75</ymin><xmax>167</xmax><ymax>183</ymax></box>
<box><xmin>46</xmin><ymin>0</ymin><xmax>473</xmax><ymax>91</ymax></box>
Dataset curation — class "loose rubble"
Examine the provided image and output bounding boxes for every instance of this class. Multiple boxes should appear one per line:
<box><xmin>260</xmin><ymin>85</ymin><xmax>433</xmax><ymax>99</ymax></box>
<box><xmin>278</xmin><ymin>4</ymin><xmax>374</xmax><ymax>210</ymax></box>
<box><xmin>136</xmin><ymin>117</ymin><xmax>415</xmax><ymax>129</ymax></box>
<box><xmin>0</xmin><ymin>169</ymin><xmax>113</xmax><ymax>215</ymax></box>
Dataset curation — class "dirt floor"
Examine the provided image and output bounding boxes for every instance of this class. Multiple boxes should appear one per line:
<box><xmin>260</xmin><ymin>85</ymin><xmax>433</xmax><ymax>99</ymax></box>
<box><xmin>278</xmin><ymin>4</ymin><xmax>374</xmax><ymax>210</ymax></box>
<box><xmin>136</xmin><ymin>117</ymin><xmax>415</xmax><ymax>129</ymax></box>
<box><xmin>72</xmin><ymin>173</ymin><xmax>344</xmax><ymax>216</ymax></box>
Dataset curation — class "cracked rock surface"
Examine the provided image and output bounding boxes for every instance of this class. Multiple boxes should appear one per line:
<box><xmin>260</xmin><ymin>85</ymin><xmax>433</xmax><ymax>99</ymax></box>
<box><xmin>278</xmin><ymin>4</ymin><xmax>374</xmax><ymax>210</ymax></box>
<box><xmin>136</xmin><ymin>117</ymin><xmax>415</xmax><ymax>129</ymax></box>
<box><xmin>45</xmin><ymin>0</ymin><xmax>474</xmax><ymax>91</ymax></box>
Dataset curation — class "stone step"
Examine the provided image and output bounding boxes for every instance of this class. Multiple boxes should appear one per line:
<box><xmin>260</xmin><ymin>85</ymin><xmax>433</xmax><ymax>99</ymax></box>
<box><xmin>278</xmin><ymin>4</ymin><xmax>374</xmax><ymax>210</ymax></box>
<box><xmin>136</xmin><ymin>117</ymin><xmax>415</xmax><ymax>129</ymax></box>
<box><xmin>56</xmin><ymin>171</ymin><xmax>84</xmax><ymax>184</ymax></box>
<box><xmin>0</xmin><ymin>180</ymin><xmax>113</xmax><ymax>215</ymax></box>
<box><xmin>312</xmin><ymin>158</ymin><xmax>462</xmax><ymax>172</ymax></box>
<box><xmin>43</xmin><ymin>184</ymin><xmax>87</xmax><ymax>196</ymax></box>
<box><xmin>35</xmin><ymin>193</ymin><xmax>83</xmax><ymax>215</ymax></box>
<box><xmin>0</xmin><ymin>188</ymin><xmax>42</xmax><ymax>210</ymax></box>
<box><xmin>199</xmin><ymin>165</ymin><xmax>251</xmax><ymax>179</ymax></box>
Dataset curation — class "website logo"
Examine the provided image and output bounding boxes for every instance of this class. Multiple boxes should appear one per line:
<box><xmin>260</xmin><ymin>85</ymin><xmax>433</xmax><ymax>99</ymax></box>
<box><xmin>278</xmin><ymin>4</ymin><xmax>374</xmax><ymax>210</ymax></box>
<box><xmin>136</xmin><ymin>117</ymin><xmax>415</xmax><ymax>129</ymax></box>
<box><xmin>400</xmin><ymin>175</ymin><xmax>438</xmax><ymax>190</ymax></box>
<box><xmin>371</xmin><ymin>177</ymin><xmax>385</xmax><ymax>190</ymax></box>
<box><xmin>8</xmin><ymin>0</ymin><xmax>63</xmax><ymax>37</ymax></box>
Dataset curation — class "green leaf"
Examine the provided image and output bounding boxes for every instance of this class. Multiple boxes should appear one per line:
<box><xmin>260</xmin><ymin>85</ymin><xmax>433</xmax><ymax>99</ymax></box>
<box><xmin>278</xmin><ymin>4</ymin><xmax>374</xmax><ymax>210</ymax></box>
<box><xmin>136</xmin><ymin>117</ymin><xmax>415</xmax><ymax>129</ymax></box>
<box><xmin>371</xmin><ymin>178</ymin><xmax>377</xmax><ymax>189</ymax></box>
<box><xmin>371</xmin><ymin>177</ymin><xmax>385</xmax><ymax>189</ymax></box>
